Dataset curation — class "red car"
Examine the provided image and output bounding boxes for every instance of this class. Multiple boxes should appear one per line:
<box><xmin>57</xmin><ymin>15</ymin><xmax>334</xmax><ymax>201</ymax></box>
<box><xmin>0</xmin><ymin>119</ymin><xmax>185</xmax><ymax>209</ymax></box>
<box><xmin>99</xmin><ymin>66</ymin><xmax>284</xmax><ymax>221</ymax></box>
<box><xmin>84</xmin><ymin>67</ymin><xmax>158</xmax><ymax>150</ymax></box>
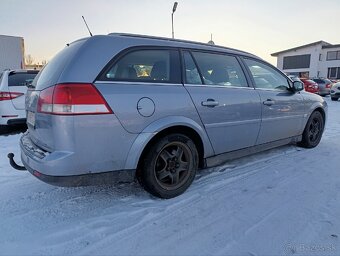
<box><xmin>300</xmin><ymin>78</ymin><xmax>319</xmax><ymax>94</ymax></box>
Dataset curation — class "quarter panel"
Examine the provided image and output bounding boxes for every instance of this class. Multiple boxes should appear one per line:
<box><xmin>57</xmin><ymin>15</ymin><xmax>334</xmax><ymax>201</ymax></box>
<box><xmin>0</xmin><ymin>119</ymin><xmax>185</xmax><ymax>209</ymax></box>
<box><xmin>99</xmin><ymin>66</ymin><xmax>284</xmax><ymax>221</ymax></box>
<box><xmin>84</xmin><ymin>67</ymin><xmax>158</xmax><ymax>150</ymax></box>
<box><xmin>94</xmin><ymin>82</ymin><xmax>205</xmax><ymax>134</ymax></box>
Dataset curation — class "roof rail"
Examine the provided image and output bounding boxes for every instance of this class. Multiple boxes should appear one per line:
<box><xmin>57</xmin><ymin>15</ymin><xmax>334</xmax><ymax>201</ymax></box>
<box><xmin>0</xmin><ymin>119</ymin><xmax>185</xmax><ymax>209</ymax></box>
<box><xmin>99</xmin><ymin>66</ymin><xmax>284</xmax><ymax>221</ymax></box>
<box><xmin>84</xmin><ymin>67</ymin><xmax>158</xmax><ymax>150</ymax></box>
<box><xmin>108</xmin><ymin>33</ymin><xmax>252</xmax><ymax>56</ymax></box>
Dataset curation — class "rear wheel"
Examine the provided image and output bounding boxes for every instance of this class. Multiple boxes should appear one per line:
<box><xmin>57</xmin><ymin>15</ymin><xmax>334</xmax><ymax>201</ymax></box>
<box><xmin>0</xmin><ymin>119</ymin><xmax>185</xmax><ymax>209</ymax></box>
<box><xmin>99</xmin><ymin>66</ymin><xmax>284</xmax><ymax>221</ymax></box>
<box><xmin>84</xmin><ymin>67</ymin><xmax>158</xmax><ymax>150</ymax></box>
<box><xmin>138</xmin><ymin>134</ymin><xmax>198</xmax><ymax>199</ymax></box>
<box><xmin>298</xmin><ymin>111</ymin><xmax>324</xmax><ymax>148</ymax></box>
<box><xmin>331</xmin><ymin>97</ymin><xmax>338</xmax><ymax>101</ymax></box>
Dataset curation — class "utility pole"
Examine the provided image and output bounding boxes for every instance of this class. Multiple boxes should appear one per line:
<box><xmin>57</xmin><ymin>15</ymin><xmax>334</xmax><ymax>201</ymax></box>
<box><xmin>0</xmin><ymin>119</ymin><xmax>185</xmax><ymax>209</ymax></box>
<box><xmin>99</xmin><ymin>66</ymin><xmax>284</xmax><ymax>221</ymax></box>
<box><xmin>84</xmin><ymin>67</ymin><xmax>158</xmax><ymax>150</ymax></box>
<box><xmin>171</xmin><ymin>2</ymin><xmax>178</xmax><ymax>38</ymax></box>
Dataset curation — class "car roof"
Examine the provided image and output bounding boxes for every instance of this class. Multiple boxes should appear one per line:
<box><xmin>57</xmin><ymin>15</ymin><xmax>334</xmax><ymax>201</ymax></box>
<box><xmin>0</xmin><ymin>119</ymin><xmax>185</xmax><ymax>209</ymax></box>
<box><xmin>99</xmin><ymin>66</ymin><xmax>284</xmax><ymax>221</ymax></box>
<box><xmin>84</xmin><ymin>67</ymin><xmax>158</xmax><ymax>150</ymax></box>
<box><xmin>57</xmin><ymin>34</ymin><xmax>262</xmax><ymax>85</ymax></box>
<box><xmin>106</xmin><ymin>33</ymin><xmax>257</xmax><ymax>58</ymax></box>
<box><xmin>70</xmin><ymin>33</ymin><xmax>259</xmax><ymax>59</ymax></box>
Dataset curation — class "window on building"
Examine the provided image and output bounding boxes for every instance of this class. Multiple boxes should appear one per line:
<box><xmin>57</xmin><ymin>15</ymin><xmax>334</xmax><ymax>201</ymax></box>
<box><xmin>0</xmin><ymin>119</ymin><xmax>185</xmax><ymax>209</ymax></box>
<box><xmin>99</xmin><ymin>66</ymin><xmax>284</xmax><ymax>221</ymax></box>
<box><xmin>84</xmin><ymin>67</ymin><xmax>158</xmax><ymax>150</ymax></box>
<box><xmin>327</xmin><ymin>51</ymin><xmax>340</xmax><ymax>61</ymax></box>
<box><xmin>328</xmin><ymin>67</ymin><xmax>340</xmax><ymax>79</ymax></box>
<box><xmin>319</xmin><ymin>54</ymin><xmax>322</xmax><ymax>61</ymax></box>
<box><xmin>282</xmin><ymin>54</ymin><xmax>311</xmax><ymax>69</ymax></box>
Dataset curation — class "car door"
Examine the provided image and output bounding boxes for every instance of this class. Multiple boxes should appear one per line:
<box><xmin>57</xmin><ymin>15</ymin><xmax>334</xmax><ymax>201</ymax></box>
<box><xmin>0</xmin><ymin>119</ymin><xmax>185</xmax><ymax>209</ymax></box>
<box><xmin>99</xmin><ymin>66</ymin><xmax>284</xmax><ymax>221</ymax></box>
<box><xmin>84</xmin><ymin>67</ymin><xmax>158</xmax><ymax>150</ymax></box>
<box><xmin>183</xmin><ymin>51</ymin><xmax>262</xmax><ymax>155</ymax></box>
<box><xmin>242</xmin><ymin>58</ymin><xmax>305</xmax><ymax>145</ymax></box>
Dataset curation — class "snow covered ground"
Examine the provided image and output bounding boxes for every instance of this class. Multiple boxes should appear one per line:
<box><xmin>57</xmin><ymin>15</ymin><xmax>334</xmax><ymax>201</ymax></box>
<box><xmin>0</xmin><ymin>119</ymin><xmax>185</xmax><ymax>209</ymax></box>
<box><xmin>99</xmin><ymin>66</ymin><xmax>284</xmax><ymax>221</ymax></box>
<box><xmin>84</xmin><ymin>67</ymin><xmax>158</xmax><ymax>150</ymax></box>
<box><xmin>0</xmin><ymin>97</ymin><xmax>339</xmax><ymax>256</ymax></box>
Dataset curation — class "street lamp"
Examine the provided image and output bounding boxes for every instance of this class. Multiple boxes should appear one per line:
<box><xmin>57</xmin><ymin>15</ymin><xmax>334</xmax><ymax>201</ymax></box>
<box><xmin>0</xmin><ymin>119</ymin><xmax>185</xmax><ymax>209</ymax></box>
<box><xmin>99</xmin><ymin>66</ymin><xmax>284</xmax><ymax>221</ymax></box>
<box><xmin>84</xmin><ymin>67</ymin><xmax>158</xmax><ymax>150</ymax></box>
<box><xmin>171</xmin><ymin>2</ymin><xmax>178</xmax><ymax>39</ymax></box>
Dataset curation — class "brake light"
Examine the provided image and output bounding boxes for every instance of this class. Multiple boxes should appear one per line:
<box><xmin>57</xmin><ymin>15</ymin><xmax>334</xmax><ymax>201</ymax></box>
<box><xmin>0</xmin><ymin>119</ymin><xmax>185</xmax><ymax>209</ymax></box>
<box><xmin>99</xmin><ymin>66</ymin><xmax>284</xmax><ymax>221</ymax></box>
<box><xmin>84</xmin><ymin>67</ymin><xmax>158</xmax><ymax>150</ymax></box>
<box><xmin>37</xmin><ymin>83</ymin><xmax>113</xmax><ymax>115</ymax></box>
<box><xmin>0</xmin><ymin>91</ymin><xmax>24</xmax><ymax>101</ymax></box>
<box><xmin>326</xmin><ymin>83</ymin><xmax>331</xmax><ymax>88</ymax></box>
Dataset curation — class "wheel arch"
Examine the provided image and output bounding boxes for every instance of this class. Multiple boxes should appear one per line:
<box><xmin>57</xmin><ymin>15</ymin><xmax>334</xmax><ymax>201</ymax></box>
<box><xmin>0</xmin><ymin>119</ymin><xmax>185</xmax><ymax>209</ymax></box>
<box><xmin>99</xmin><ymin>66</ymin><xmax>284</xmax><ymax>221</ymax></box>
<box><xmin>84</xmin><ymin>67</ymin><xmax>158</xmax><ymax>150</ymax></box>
<box><xmin>123</xmin><ymin>116</ymin><xmax>214</xmax><ymax>171</ymax></box>
<box><xmin>303</xmin><ymin>101</ymin><xmax>327</xmax><ymax>129</ymax></box>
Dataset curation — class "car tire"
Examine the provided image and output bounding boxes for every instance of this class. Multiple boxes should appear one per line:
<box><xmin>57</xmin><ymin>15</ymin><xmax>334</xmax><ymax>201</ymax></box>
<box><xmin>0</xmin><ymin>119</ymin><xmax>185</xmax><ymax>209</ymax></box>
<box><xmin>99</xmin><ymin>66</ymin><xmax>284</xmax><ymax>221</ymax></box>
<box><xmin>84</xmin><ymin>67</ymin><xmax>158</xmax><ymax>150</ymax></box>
<box><xmin>298</xmin><ymin>111</ymin><xmax>324</xmax><ymax>148</ymax></box>
<box><xmin>138</xmin><ymin>133</ymin><xmax>199</xmax><ymax>199</ymax></box>
<box><xmin>331</xmin><ymin>97</ymin><xmax>338</xmax><ymax>101</ymax></box>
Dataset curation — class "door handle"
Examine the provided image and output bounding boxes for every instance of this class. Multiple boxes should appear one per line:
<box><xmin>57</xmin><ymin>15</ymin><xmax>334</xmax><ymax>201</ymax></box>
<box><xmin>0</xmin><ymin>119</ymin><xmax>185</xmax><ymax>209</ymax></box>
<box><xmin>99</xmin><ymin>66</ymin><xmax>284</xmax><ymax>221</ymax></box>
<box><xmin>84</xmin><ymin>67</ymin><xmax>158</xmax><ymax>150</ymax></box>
<box><xmin>263</xmin><ymin>99</ymin><xmax>275</xmax><ymax>106</ymax></box>
<box><xmin>201</xmin><ymin>99</ymin><xmax>219</xmax><ymax>107</ymax></box>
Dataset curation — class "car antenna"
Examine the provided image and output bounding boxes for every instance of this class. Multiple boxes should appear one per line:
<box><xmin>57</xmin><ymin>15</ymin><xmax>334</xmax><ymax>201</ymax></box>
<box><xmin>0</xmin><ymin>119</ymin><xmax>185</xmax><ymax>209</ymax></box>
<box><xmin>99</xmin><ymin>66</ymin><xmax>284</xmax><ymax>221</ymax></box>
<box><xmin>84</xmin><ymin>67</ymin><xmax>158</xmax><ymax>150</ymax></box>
<box><xmin>82</xmin><ymin>15</ymin><xmax>93</xmax><ymax>36</ymax></box>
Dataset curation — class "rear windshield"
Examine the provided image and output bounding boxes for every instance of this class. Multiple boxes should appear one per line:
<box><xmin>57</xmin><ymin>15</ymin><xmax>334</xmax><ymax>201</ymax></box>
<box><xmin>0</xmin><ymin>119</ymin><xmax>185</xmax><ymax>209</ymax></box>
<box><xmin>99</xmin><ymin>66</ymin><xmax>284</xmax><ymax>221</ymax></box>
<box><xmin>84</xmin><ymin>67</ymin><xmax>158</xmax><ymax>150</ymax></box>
<box><xmin>8</xmin><ymin>72</ymin><xmax>38</xmax><ymax>87</ymax></box>
<box><xmin>32</xmin><ymin>40</ymin><xmax>85</xmax><ymax>90</ymax></box>
<box><xmin>313</xmin><ymin>79</ymin><xmax>324</xmax><ymax>83</ymax></box>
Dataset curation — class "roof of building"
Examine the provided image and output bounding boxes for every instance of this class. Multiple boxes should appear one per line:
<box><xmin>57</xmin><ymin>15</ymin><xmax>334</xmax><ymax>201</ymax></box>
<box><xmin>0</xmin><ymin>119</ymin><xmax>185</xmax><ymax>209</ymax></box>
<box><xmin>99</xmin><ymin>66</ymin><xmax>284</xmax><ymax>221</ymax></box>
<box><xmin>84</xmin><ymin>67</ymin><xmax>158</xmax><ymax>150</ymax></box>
<box><xmin>271</xmin><ymin>41</ymin><xmax>331</xmax><ymax>56</ymax></box>
<box><xmin>322</xmin><ymin>44</ymin><xmax>340</xmax><ymax>49</ymax></box>
<box><xmin>0</xmin><ymin>34</ymin><xmax>23</xmax><ymax>39</ymax></box>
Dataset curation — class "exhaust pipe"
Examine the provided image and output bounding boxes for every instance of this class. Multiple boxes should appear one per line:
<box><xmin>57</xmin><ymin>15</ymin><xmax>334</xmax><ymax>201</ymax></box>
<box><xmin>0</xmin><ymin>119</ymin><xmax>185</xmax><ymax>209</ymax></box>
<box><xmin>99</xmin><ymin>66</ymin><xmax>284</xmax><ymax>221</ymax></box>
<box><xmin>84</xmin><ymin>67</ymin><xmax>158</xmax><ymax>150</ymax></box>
<box><xmin>8</xmin><ymin>153</ymin><xmax>27</xmax><ymax>171</ymax></box>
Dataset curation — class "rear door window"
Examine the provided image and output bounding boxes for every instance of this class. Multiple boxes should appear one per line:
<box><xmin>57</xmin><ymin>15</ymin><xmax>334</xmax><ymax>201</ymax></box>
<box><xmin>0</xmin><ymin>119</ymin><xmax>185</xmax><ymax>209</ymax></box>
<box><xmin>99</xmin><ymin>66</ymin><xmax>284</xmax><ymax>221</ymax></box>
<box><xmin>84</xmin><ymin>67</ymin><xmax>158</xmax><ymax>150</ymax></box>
<box><xmin>183</xmin><ymin>51</ymin><xmax>202</xmax><ymax>85</ymax></box>
<box><xmin>8</xmin><ymin>73</ymin><xmax>38</xmax><ymax>87</ymax></box>
<box><xmin>191</xmin><ymin>52</ymin><xmax>248</xmax><ymax>87</ymax></box>
<box><xmin>102</xmin><ymin>49</ymin><xmax>181</xmax><ymax>84</ymax></box>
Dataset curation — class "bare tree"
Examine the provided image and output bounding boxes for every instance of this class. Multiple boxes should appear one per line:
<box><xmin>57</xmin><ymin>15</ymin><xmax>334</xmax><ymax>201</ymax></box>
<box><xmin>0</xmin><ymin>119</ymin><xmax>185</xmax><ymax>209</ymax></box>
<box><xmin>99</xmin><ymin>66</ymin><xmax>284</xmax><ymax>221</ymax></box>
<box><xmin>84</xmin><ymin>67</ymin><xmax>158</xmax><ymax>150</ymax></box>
<box><xmin>25</xmin><ymin>54</ymin><xmax>35</xmax><ymax>65</ymax></box>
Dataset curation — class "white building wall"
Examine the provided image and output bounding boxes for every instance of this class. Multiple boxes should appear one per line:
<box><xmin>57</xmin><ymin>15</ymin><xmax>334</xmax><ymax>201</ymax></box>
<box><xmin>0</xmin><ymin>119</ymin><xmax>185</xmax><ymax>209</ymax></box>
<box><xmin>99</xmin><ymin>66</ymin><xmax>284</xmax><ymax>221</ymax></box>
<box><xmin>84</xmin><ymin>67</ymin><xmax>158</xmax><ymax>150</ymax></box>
<box><xmin>276</xmin><ymin>44</ymin><xmax>322</xmax><ymax>77</ymax></box>
<box><xmin>319</xmin><ymin>46</ymin><xmax>340</xmax><ymax>78</ymax></box>
<box><xmin>0</xmin><ymin>35</ymin><xmax>25</xmax><ymax>71</ymax></box>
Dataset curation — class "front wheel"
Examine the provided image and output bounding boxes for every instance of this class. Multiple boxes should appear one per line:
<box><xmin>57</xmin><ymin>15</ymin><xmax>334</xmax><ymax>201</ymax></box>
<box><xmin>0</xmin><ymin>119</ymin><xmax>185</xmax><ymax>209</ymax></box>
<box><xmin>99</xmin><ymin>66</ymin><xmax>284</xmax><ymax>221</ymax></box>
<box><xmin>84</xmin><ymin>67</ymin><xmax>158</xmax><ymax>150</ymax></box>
<box><xmin>298</xmin><ymin>111</ymin><xmax>324</xmax><ymax>148</ymax></box>
<box><xmin>138</xmin><ymin>134</ymin><xmax>199</xmax><ymax>199</ymax></box>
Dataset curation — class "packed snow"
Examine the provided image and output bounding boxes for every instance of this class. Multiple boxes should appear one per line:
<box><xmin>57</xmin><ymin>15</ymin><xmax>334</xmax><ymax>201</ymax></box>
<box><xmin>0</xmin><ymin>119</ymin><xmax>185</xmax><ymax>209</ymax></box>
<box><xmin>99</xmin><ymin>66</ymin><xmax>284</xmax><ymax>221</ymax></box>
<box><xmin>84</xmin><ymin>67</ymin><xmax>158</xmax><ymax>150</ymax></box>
<box><xmin>0</xmin><ymin>97</ymin><xmax>339</xmax><ymax>255</ymax></box>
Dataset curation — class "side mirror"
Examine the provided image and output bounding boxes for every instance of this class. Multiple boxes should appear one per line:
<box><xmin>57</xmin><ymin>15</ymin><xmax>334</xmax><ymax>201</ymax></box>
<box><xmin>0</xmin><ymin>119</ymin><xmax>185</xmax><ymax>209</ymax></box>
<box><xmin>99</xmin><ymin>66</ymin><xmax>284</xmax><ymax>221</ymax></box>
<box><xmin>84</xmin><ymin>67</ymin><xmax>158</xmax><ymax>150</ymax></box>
<box><xmin>292</xmin><ymin>81</ymin><xmax>304</xmax><ymax>92</ymax></box>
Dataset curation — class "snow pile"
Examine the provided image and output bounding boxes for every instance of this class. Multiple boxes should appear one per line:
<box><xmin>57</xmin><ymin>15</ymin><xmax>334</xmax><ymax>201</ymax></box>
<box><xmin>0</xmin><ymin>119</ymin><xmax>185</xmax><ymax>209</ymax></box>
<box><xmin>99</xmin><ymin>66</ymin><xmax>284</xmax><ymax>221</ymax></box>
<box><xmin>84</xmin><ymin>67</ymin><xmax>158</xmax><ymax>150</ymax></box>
<box><xmin>0</xmin><ymin>97</ymin><xmax>339</xmax><ymax>255</ymax></box>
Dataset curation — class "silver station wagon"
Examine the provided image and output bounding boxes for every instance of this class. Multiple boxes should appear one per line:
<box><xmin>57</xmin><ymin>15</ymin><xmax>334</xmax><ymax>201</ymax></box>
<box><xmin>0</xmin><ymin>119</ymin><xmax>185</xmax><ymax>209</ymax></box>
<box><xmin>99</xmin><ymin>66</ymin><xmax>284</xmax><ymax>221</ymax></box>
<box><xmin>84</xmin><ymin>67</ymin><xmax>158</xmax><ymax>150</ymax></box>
<box><xmin>15</xmin><ymin>33</ymin><xmax>327</xmax><ymax>198</ymax></box>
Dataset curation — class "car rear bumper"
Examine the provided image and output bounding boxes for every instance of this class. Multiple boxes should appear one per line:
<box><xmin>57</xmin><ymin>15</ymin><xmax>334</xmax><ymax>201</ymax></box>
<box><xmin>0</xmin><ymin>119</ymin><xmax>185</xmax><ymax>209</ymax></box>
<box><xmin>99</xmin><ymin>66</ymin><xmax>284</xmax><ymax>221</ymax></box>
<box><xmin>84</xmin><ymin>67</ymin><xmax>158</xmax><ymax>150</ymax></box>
<box><xmin>0</xmin><ymin>101</ymin><xmax>26</xmax><ymax>125</ymax></box>
<box><xmin>319</xmin><ymin>88</ymin><xmax>330</xmax><ymax>96</ymax></box>
<box><xmin>20</xmin><ymin>133</ymin><xmax>136</xmax><ymax>186</ymax></box>
<box><xmin>20</xmin><ymin>116</ymin><xmax>138</xmax><ymax>179</ymax></box>
<box><xmin>23</xmin><ymin>158</ymin><xmax>135</xmax><ymax>186</ymax></box>
<box><xmin>330</xmin><ymin>91</ymin><xmax>340</xmax><ymax>97</ymax></box>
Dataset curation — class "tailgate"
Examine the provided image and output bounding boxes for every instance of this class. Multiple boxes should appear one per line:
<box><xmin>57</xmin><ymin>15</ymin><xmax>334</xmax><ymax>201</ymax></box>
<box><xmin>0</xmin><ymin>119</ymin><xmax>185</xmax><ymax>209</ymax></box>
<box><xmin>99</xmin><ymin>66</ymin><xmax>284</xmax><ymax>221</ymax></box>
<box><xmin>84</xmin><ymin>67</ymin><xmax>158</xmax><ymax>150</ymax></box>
<box><xmin>26</xmin><ymin>89</ymin><xmax>55</xmax><ymax>151</ymax></box>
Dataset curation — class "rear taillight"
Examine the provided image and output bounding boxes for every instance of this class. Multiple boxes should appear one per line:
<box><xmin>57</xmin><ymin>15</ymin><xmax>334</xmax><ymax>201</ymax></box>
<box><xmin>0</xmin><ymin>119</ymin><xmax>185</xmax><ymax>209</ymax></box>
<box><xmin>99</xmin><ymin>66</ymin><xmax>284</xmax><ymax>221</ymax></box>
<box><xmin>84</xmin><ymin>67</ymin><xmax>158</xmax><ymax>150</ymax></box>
<box><xmin>37</xmin><ymin>83</ymin><xmax>113</xmax><ymax>115</ymax></box>
<box><xmin>326</xmin><ymin>83</ymin><xmax>331</xmax><ymax>88</ymax></box>
<box><xmin>0</xmin><ymin>91</ymin><xmax>24</xmax><ymax>101</ymax></box>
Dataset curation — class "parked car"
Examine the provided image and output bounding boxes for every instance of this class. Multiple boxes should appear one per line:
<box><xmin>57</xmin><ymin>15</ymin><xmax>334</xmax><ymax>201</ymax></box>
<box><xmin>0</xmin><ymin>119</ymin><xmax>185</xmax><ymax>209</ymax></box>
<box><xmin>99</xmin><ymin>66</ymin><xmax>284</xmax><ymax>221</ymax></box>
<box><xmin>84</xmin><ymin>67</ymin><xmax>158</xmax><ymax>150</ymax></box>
<box><xmin>0</xmin><ymin>69</ymin><xmax>39</xmax><ymax>133</ymax></box>
<box><xmin>287</xmin><ymin>75</ymin><xmax>301</xmax><ymax>82</ymax></box>
<box><xmin>300</xmin><ymin>78</ymin><xmax>319</xmax><ymax>94</ymax></box>
<box><xmin>312</xmin><ymin>78</ymin><xmax>332</xmax><ymax>96</ymax></box>
<box><xmin>15</xmin><ymin>34</ymin><xmax>327</xmax><ymax>198</ymax></box>
<box><xmin>331</xmin><ymin>82</ymin><xmax>340</xmax><ymax>101</ymax></box>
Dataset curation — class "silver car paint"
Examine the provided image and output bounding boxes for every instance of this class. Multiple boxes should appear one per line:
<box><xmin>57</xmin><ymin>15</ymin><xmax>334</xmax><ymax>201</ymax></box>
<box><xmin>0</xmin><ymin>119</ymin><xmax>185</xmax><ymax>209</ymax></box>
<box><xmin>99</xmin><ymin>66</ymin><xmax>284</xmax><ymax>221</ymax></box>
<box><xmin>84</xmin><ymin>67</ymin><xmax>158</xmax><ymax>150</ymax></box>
<box><xmin>185</xmin><ymin>85</ymin><xmax>262</xmax><ymax>154</ymax></box>
<box><xmin>255</xmin><ymin>88</ymin><xmax>305</xmax><ymax>144</ymax></box>
<box><xmin>21</xmin><ymin>34</ymin><xmax>328</xmax><ymax>178</ymax></box>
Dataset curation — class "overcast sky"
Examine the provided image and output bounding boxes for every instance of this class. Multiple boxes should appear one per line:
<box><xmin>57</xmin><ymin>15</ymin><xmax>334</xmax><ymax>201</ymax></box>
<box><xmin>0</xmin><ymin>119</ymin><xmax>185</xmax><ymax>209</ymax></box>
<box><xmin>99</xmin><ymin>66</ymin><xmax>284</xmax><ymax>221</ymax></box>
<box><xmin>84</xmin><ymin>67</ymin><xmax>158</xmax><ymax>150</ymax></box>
<box><xmin>1</xmin><ymin>0</ymin><xmax>339</xmax><ymax>65</ymax></box>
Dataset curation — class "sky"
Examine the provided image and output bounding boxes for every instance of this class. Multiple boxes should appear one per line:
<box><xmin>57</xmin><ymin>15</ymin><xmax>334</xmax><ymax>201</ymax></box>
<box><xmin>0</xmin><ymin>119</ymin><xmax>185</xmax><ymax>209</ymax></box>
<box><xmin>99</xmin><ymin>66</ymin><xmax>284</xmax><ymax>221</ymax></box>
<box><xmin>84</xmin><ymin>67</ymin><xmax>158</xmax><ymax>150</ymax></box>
<box><xmin>1</xmin><ymin>0</ymin><xmax>340</xmax><ymax>65</ymax></box>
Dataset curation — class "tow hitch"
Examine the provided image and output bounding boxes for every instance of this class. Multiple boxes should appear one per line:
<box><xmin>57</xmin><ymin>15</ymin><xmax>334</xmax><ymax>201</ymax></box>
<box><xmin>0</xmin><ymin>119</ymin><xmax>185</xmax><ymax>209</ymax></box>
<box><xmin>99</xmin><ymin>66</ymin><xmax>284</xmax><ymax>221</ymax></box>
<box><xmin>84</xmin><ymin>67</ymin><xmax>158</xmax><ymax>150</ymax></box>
<box><xmin>8</xmin><ymin>153</ymin><xmax>27</xmax><ymax>171</ymax></box>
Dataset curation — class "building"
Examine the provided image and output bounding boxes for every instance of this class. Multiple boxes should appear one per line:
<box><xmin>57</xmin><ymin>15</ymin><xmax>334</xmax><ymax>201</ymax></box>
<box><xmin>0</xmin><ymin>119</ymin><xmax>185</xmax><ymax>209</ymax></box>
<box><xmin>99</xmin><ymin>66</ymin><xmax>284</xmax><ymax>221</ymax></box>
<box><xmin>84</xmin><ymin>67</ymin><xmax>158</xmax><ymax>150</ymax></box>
<box><xmin>25</xmin><ymin>63</ymin><xmax>44</xmax><ymax>70</ymax></box>
<box><xmin>271</xmin><ymin>41</ymin><xmax>340</xmax><ymax>79</ymax></box>
<box><xmin>0</xmin><ymin>35</ymin><xmax>25</xmax><ymax>71</ymax></box>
